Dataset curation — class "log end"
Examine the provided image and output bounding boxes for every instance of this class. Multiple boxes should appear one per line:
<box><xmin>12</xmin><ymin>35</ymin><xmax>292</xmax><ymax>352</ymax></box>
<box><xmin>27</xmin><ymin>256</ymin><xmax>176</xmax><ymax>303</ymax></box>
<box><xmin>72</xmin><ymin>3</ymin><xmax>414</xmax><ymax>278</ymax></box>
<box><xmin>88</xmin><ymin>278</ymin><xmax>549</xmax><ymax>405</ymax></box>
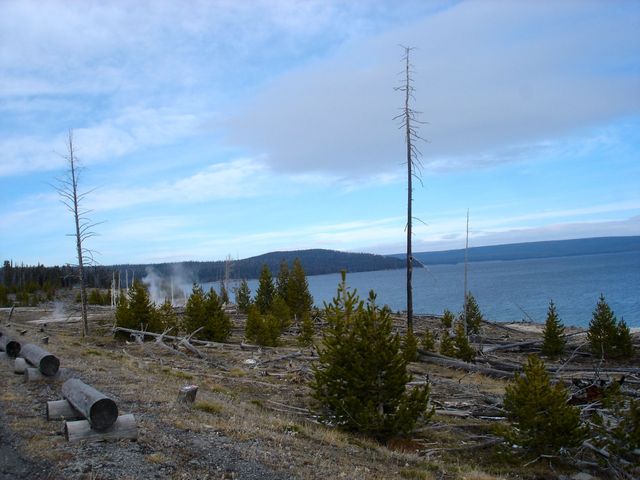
<box><xmin>39</xmin><ymin>354</ymin><xmax>60</xmax><ymax>376</ymax></box>
<box><xmin>89</xmin><ymin>398</ymin><xmax>119</xmax><ymax>431</ymax></box>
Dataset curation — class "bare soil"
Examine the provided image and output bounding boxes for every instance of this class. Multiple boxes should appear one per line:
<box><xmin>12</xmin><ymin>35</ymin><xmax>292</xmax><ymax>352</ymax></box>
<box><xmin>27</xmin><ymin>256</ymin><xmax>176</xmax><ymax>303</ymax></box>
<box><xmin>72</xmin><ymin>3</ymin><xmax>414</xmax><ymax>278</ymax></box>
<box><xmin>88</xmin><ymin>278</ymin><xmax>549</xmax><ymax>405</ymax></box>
<box><xmin>1</xmin><ymin>303</ymin><xmax>638</xmax><ymax>480</ymax></box>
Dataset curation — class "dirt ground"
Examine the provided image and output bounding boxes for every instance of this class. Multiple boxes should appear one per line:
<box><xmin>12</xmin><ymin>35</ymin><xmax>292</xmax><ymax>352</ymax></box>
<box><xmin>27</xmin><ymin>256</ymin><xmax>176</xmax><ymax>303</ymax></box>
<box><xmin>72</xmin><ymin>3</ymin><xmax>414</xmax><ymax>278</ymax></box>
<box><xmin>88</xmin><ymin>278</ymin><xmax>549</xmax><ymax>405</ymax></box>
<box><xmin>0</xmin><ymin>304</ymin><xmax>638</xmax><ymax>479</ymax></box>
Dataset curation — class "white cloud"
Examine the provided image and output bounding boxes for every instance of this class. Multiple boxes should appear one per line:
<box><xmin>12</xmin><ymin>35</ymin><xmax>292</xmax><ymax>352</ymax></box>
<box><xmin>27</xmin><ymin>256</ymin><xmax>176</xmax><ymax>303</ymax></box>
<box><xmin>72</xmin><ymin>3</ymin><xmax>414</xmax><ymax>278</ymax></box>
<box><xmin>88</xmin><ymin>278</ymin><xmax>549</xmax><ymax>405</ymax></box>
<box><xmin>226</xmin><ymin>1</ymin><xmax>640</xmax><ymax>175</ymax></box>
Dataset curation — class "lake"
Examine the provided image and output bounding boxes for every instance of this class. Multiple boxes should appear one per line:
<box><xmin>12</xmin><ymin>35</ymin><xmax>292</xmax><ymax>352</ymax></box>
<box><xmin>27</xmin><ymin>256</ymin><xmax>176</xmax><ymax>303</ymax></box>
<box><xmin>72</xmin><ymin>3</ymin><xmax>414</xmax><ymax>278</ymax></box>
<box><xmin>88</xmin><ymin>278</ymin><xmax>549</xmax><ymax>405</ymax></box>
<box><xmin>206</xmin><ymin>251</ymin><xmax>639</xmax><ymax>328</ymax></box>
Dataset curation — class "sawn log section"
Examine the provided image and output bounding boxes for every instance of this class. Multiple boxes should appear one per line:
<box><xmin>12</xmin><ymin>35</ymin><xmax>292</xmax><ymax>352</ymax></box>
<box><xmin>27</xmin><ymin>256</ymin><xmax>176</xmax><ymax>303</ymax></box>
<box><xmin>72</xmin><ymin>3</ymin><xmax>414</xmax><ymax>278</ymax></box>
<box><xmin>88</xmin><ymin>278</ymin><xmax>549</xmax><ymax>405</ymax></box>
<box><xmin>62</xmin><ymin>378</ymin><xmax>119</xmax><ymax>431</ymax></box>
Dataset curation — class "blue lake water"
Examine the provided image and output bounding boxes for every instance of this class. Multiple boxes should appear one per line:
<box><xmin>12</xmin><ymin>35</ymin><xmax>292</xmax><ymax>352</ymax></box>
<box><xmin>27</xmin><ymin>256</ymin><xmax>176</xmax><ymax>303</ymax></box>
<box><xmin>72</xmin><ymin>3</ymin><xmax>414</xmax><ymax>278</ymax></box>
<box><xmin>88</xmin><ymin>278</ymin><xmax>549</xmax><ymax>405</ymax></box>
<box><xmin>206</xmin><ymin>251</ymin><xmax>640</xmax><ymax>328</ymax></box>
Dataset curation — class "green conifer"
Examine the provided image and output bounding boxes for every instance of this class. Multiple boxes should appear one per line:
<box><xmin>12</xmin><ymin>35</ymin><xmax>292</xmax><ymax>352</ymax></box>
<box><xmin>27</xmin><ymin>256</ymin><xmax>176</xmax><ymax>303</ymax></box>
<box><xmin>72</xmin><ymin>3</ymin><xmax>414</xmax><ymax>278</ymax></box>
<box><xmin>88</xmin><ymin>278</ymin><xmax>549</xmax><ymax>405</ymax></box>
<box><xmin>588</xmin><ymin>294</ymin><xmax>620</xmax><ymax>358</ymax></box>
<box><xmin>311</xmin><ymin>275</ymin><xmax>432</xmax><ymax>440</ymax></box>
<box><xmin>421</xmin><ymin>329</ymin><xmax>435</xmax><ymax>351</ymax></box>
<box><xmin>244</xmin><ymin>304</ymin><xmax>281</xmax><ymax>346</ymax></box>
<box><xmin>463</xmin><ymin>292</ymin><xmax>483</xmax><ymax>334</ymax></box>
<box><xmin>297</xmin><ymin>311</ymin><xmax>315</xmax><ymax>347</ymax></box>
<box><xmin>402</xmin><ymin>329</ymin><xmax>419</xmax><ymax>362</ymax></box>
<box><xmin>287</xmin><ymin>258</ymin><xmax>314</xmax><ymax>321</ymax></box>
<box><xmin>184</xmin><ymin>283</ymin><xmax>208</xmax><ymax>337</ymax></box>
<box><xmin>235</xmin><ymin>279</ymin><xmax>252</xmax><ymax>314</ymax></box>
<box><xmin>219</xmin><ymin>281</ymin><xmax>230</xmax><ymax>305</ymax></box>
<box><xmin>115</xmin><ymin>280</ymin><xmax>160</xmax><ymax>332</ymax></box>
<box><xmin>157</xmin><ymin>298</ymin><xmax>179</xmax><ymax>333</ymax></box>
<box><xmin>503</xmin><ymin>355</ymin><xmax>585</xmax><ymax>454</ymax></box>
<box><xmin>205</xmin><ymin>288</ymin><xmax>232</xmax><ymax>342</ymax></box>
<box><xmin>453</xmin><ymin>321</ymin><xmax>475</xmax><ymax>362</ymax></box>
<box><xmin>441</xmin><ymin>309</ymin><xmax>454</xmax><ymax>329</ymax></box>
<box><xmin>439</xmin><ymin>330</ymin><xmax>455</xmax><ymax>357</ymax></box>
<box><xmin>613</xmin><ymin>318</ymin><xmax>633</xmax><ymax>359</ymax></box>
<box><xmin>541</xmin><ymin>300</ymin><xmax>566</xmax><ymax>357</ymax></box>
<box><xmin>255</xmin><ymin>265</ymin><xmax>275</xmax><ymax>314</ymax></box>
<box><xmin>276</xmin><ymin>260</ymin><xmax>289</xmax><ymax>302</ymax></box>
<box><xmin>271</xmin><ymin>294</ymin><xmax>291</xmax><ymax>331</ymax></box>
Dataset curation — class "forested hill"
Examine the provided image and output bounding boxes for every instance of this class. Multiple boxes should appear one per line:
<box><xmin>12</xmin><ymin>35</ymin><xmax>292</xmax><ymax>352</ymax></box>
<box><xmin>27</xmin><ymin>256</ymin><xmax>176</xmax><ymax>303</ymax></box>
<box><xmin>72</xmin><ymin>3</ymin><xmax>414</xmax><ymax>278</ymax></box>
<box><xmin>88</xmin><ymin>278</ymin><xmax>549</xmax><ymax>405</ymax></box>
<box><xmin>106</xmin><ymin>249</ymin><xmax>407</xmax><ymax>285</ymax></box>
<box><xmin>396</xmin><ymin>236</ymin><xmax>640</xmax><ymax>266</ymax></box>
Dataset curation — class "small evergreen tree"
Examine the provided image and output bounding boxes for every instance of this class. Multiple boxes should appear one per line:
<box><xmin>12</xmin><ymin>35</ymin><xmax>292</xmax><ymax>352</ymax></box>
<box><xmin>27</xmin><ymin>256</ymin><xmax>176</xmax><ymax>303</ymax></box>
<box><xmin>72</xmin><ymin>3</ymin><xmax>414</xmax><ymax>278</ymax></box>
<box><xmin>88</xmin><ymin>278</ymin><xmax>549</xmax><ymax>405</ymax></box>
<box><xmin>276</xmin><ymin>260</ymin><xmax>289</xmax><ymax>303</ymax></box>
<box><xmin>613</xmin><ymin>318</ymin><xmax>633</xmax><ymax>359</ymax></box>
<box><xmin>271</xmin><ymin>294</ymin><xmax>291</xmax><ymax>331</ymax></box>
<box><xmin>219</xmin><ymin>281</ymin><xmax>229</xmax><ymax>305</ymax></box>
<box><xmin>402</xmin><ymin>329</ymin><xmax>418</xmax><ymax>362</ymax></box>
<box><xmin>453</xmin><ymin>321</ymin><xmax>475</xmax><ymax>362</ymax></box>
<box><xmin>157</xmin><ymin>298</ymin><xmax>179</xmax><ymax>333</ymax></box>
<box><xmin>235</xmin><ymin>279</ymin><xmax>252</xmax><ymax>314</ymax></box>
<box><xmin>503</xmin><ymin>355</ymin><xmax>585</xmax><ymax>454</ymax></box>
<box><xmin>287</xmin><ymin>258</ymin><xmax>314</xmax><ymax>321</ymax></box>
<box><xmin>462</xmin><ymin>292</ymin><xmax>483</xmax><ymax>334</ymax></box>
<box><xmin>587</xmin><ymin>294</ymin><xmax>632</xmax><ymax>359</ymax></box>
<box><xmin>184</xmin><ymin>283</ymin><xmax>208</xmax><ymax>337</ymax></box>
<box><xmin>311</xmin><ymin>274</ymin><xmax>432</xmax><ymax>440</ymax></box>
<box><xmin>205</xmin><ymin>288</ymin><xmax>232</xmax><ymax>342</ymax></box>
<box><xmin>439</xmin><ymin>330</ymin><xmax>455</xmax><ymax>357</ymax></box>
<box><xmin>421</xmin><ymin>329</ymin><xmax>435</xmax><ymax>351</ymax></box>
<box><xmin>541</xmin><ymin>300</ymin><xmax>566</xmax><ymax>357</ymax></box>
<box><xmin>441</xmin><ymin>309</ymin><xmax>454</xmax><ymax>329</ymax></box>
<box><xmin>245</xmin><ymin>304</ymin><xmax>281</xmax><ymax>346</ymax></box>
<box><xmin>115</xmin><ymin>280</ymin><xmax>160</xmax><ymax>333</ymax></box>
<box><xmin>255</xmin><ymin>265</ymin><xmax>275</xmax><ymax>314</ymax></box>
<box><xmin>297</xmin><ymin>311</ymin><xmax>315</xmax><ymax>347</ymax></box>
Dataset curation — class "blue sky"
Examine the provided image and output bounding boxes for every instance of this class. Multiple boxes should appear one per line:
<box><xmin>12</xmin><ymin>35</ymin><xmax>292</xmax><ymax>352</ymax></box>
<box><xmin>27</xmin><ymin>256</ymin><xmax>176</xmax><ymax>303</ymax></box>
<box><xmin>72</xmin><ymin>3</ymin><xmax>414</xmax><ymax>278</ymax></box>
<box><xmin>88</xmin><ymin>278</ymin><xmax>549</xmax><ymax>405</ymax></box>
<box><xmin>1</xmin><ymin>0</ymin><xmax>639</xmax><ymax>266</ymax></box>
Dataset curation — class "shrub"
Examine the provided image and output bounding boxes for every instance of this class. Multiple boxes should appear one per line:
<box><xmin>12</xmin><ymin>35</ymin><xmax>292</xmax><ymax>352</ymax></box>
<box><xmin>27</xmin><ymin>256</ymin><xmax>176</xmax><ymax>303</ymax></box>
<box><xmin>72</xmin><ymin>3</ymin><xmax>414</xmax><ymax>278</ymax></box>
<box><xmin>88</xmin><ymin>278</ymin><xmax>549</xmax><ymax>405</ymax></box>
<box><xmin>311</xmin><ymin>274</ymin><xmax>433</xmax><ymax>440</ymax></box>
<box><xmin>503</xmin><ymin>355</ymin><xmax>585</xmax><ymax>454</ymax></box>
<box><xmin>245</xmin><ymin>305</ymin><xmax>281</xmax><ymax>346</ymax></box>
<box><xmin>541</xmin><ymin>300</ymin><xmax>566</xmax><ymax>357</ymax></box>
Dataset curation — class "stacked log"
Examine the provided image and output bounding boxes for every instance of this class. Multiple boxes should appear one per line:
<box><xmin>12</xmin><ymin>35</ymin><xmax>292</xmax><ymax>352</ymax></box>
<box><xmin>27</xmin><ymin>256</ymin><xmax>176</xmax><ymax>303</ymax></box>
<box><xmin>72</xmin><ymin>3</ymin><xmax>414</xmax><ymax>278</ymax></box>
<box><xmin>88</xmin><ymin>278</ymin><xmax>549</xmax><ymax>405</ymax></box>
<box><xmin>65</xmin><ymin>414</ymin><xmax>137</xmax><ymax>443</ymax></box>
<box><xmin>61</xmin><ymin>379</ymin><xmax>118</xmax><ymax>431</ymax></box>
<box><xmin>0</xmin><ymin>332</ymin><xmax>21</xmax><ymax>358</ymax></box>
<box><xmin>20</xmin><ymin>343</ymin><xmax>59</xmax><ymax>376</ymax></box>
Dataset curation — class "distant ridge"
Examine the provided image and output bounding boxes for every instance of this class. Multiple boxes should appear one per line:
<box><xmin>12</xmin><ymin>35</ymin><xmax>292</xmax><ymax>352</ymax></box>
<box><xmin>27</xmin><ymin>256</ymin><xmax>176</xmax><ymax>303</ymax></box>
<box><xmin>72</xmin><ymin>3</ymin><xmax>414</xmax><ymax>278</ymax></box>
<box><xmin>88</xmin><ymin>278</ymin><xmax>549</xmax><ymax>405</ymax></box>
<box><xmin>393</xmin><ymin>236</ymin><xmax>640</xmax><ymax>266</ymax></box>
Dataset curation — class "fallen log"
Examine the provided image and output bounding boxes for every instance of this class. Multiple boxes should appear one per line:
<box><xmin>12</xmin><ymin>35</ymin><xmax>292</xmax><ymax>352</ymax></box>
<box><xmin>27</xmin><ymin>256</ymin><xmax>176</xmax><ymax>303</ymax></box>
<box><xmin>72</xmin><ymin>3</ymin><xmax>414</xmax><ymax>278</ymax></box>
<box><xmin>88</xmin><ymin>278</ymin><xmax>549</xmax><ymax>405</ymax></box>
<box><xmin>20</xmin><ymin>343</ymin><xmax>59</xmax><ymax>376</ymax></box>
<box><xmin>0</xmin><ymin>335</ymin><xmax>21</xmax><ymax>358</ymax></box>
<box><xmin>46</xmin><ymin>399</ymin><xmax>84</xmax><ymax>421</ymax></box>
<box><xmin>62</xmin><ymin>378</ymin><xmax>118</xmax><ymax>431</ymax></box>
<box><xmin>418</xmin><ymin>353</ymin><xmax>512</xmax><ymax>379</ymax></box>
<box><xmin>0</xmin><ymin>352</ymin><xmax>6</xmax><ymax>361</ymax></box>
<box><xmin>64</xmin><ymin>413</ymin><xmax>137</xmax><ymax>443</ymax></box>
<box><xmin>14</xmin><ymin>357</ymin><xmax>27</xmax><ymax>374</ymax></box>
<box><xmin>24</xmin><ymin>367</ymin><xmax>70</xmax><ymax>382</ymax></box>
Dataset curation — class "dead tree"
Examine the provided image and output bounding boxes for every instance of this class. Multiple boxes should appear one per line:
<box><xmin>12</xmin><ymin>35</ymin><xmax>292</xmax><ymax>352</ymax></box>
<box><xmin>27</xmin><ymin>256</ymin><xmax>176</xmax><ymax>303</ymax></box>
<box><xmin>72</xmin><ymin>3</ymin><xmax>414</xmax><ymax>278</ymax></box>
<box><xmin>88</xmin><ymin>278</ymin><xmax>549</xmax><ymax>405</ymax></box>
<box><xmin>395</xmin><ymin>46</ymin><xmax>425</xmax><ymax>332</ymax></box>
<box><xmin>55</xmin><ymin>130</ymin><xmax>99</xmax><ymax>337</ymax></box>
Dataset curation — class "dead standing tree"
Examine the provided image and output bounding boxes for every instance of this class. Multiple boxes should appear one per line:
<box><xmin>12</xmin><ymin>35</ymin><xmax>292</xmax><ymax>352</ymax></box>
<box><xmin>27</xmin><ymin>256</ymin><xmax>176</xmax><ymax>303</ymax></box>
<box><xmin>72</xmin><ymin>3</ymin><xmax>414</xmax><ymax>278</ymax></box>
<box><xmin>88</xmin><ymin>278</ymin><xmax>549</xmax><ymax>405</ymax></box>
<box><xmin>55</xmin><ymin>130</ymin><xmax>99</xmax><ymax>337</ymax></box>
<box><xmin>395</xmin><ymin>46</ymin><xmax>425</xmax><ymax>333</ymax></box>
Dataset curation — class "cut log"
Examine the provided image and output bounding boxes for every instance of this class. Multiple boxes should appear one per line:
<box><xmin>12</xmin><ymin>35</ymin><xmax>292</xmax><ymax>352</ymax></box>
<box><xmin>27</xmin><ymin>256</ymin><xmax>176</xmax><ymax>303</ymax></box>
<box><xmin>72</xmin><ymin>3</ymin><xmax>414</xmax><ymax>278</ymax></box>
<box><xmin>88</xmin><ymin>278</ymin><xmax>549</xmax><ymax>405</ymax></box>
<box><xmin>20</xmin><ymin>343</ymin><xmax>59</xmax><ymax>376</ymax></box>
<box><xmin>64</xmin><ymin>414</ymin><xmax>137</xmax><ymax>443</ymax></box>
<box><xmin>14</xmin><ymin>357</ymin><xmax>27</xmax><ymax>374</ymax></box>
<box><xmin>0</xmin><ymin>352</ymin><xmax>6</xmax><ymax>361</ymax></box>
<box><xmin>0</xmin><ymin>335</ymin><xmax>21</xmax><ymax>358</ymax></box>
<box><xmin>177</xmin><ymin>385</ymin><xmax>198</xmax><ymax>404</ymax></box>
<box><xmin>418</xmin><ymin>354</ymin><xmax>512</xmax><ymax>379</ymax></box>
<box><xmin>62</xmin><ymin>378</ymin><xmax>118</xmax><ymax>431</ymax></box>
<box><xmin>46</xmin><ymin>399</ymin><xmax>84</xmax><ymax>421</ymax></box>
<box><xmin>24</xmin><ymin>367</ymin><xmax>70</xmax><ymax>382</ymax></box>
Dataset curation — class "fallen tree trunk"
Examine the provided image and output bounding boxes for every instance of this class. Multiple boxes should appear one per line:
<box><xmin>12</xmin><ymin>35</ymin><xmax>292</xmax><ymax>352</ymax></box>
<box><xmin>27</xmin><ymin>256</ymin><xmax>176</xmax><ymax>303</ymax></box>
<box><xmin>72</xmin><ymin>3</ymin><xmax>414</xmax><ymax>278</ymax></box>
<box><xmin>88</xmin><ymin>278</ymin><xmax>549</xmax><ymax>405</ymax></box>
<box><xmin>418</xmin><ymin>353</ymin><xmax>512</xmax><ymax>379</ymax></box>
<box><xmin>24</xmin><ymin>367</ymin><xmax>70</xmax><ymax>382</ymax></box>
<box><xmin>19</xmin><ymin>343</ymin><xmax>59</xmax><ymax>376</ymax></box>
<box><xmin>64</xmin><ymin>414</ymin><xmax>137</xmax><ymax>443</ymax></box>
<box><xmin>62</xmin><ymin>378</ymin><xmax>118</xmax><ymax>431</ymax></box>
<box><xmin>47</xmin><ymin>399</ymin><xmax>84</xmax><ymax>421</ymax></box>
<box><xmin>0</xmin><ymin>334</ymin><xmax>21</xmax><ymax>358</ymax></box>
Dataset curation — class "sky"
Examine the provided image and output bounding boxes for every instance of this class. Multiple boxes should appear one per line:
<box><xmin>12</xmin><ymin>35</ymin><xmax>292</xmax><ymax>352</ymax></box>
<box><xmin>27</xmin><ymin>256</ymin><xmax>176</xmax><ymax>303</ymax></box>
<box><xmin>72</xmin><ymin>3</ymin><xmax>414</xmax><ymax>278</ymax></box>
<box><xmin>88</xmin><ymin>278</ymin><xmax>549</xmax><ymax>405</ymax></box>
<box><xmin>1</xmin><ymin>0</ymin><xmax>639</xmax><ymax>266</ymax></box>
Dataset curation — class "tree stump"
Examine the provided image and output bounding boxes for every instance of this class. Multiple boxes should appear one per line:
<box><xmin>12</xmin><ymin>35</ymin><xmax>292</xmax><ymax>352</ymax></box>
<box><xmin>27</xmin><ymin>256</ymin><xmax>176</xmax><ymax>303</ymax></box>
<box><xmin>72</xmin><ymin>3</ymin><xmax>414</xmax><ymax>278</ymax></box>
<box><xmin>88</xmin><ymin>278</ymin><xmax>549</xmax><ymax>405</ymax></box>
<box><xmin>20</xmin><ymin>343</ymin><xmax>59</xmax><ymax>376</ymax></box>
<box><xmin>177</xmin><ymin>384</ymin><xmax>199</xmax><ymax>404</ymax></box>
<box><xmin>64</xmin><ymin>414</ymin><xmax>137</xmax><ymax>443</ymax></box>
<box><xmin>62</xmin><ymin>379</ymin><xmax>118</xmax><ymax>431</ymax></box>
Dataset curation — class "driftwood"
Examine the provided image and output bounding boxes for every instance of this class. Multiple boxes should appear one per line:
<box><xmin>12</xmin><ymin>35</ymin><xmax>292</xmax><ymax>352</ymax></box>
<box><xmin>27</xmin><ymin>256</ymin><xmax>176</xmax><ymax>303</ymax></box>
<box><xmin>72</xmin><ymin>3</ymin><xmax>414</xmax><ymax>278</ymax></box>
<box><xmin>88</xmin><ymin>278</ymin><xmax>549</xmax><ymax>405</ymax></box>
<box><xmin>418</xmin><ymin>352</ymin><xmax>512</xmax><ymax>379</ymax></box>
<box><xmin>13</xmin><ymin>357</ymin><xmax>27</xmax><ymax>374</ymax></box>
<box><xmin>0</xmin><ymin>335</ymin><xmax>21</xmax><ymax>358</ymax></box>
<box><xmin>177</xmin><ymin>385</ymin><xmax>199</xmax><ymax>404</ymax></box>
<box><xmin>46</xmin><ymin>399</ymin><xmax>84</xmax><ymax>421</ymax></box>
<box><xmin>64</xmin><ymin>414</ymin><xmax>137</xmax><ymax>443</ymax></box>
<box><xmin>24</xmin><ymin>367</ymin><xmax>70</xmax><ymax>382</ymax></box>
<box><xmin>62</xmin><ymin>378</ymin><xmax>118</xmax><ymax>431</ymax></box>
<box><xmin>20</xmin><ymin>343</ymin><xmax>59</xmax><ymax>376</ymax></box>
